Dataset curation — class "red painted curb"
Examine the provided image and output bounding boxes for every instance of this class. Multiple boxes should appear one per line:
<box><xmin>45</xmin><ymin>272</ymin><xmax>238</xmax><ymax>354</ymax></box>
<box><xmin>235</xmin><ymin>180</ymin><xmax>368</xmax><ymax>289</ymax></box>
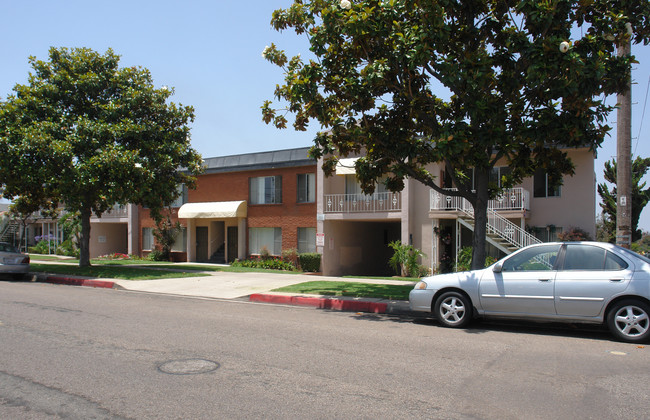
<box><xmin>43</xmin><ymin>276</ymin><xmax>115</xmax><ymax>289</ymax></box>
<box><xmin>249</xmin><ymin>293</ymin><xmax>388</xmax><ymax>314</ymax></box>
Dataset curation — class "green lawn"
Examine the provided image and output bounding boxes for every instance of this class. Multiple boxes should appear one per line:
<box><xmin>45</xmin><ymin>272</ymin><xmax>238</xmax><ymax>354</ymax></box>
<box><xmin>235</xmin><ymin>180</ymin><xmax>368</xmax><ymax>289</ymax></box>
<box><xmin>272</xmin><ymin>281</ymin><xmax>414</xmax><ymax>301</ymax></box>
<box><xmin>29</xmin><ymin>263</ymin><xmax>212</xmax><ymax>280</ymax></box>
<box><xmin>28</xmin><ymin>260</ymin><xmax>303</xmax><ymax>280</ymax></box>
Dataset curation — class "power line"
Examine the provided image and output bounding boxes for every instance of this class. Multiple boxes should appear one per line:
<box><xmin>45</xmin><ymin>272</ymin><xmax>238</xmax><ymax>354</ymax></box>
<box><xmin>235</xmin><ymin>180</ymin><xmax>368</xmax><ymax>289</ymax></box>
<box><xmin>634</xmin><ymin>74</ymin><xmax>650</xmax><ymax>157</ymax></box>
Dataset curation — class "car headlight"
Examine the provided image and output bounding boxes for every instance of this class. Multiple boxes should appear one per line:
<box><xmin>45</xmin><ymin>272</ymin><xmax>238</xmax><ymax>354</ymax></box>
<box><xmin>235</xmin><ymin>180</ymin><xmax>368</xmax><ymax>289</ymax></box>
<box><xmin>414</xmin><ymin>281</ymin><xmax>428</xmax><ymax>290</ymax></box>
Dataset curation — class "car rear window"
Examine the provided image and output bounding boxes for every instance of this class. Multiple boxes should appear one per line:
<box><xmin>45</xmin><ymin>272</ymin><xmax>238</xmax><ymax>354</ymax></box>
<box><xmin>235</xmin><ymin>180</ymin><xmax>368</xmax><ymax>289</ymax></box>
<box><xmin>0</xmin><ymin>243</ymin><xmax>18</xmax><ymax>253</ymax></box>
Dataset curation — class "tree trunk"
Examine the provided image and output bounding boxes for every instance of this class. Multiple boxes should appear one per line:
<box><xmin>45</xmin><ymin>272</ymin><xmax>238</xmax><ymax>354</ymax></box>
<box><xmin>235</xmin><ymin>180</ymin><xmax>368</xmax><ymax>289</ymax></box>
<box><xmin>470</xmin><ymin>171</ymin><xmax>489</xmax><ymax>270</ymax></box>
<box><xmin>79</xmin><ymin>207</ymin><xmax>92</xmax><ymax>267</ymax></box>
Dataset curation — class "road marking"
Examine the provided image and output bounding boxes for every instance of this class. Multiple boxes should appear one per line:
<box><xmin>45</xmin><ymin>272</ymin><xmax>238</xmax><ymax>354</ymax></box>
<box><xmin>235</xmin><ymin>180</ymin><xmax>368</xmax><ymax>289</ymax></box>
<box><xmin>609</xmin><ymin>351</ymin><xmax>627</xmax><ymax>356</ymax></box>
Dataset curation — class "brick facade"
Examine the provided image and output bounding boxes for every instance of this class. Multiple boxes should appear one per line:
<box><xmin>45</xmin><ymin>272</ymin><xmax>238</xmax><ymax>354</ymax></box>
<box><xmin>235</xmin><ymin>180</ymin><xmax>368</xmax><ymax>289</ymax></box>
<box><xmin>136</xmin><ymin>148</ymin><xmax>317</xmax><ymax>261</ymax></box>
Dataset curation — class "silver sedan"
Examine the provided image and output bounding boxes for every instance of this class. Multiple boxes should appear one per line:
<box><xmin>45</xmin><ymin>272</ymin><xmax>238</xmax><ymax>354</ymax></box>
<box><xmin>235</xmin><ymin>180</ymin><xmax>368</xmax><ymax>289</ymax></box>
<box><xmin>0</xmin><ymin>242</ymin><xmax>30</xmax><ymax>280</ymax></box>
<box><xmin>409</xmin><ymin>242</ymin><xmax>650</xmax><ymax>343</ymax></box>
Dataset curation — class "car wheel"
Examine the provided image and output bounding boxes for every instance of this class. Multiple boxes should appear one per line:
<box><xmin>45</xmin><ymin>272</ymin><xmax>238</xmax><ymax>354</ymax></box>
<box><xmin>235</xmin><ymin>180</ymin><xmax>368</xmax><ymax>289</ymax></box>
<box><xmin>606</xmin><ymin>300</ymin><xmax>650</xmax><ymax>343</ymax></box>
<box><xmin>434</xmin><ymin>291</ymin><xmax>473</xmax><ymax>328</ymax></box>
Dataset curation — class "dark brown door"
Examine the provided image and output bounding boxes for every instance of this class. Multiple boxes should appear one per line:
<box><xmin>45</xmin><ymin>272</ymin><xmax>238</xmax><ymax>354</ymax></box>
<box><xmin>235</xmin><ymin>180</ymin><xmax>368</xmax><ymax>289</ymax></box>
<box><xmin>196</xmin><ymin>227</ymin><xmax>208</xmax><ymax>262</ymax></box>
<box><xmin>227</xmin><ymin>227</ymin><xmax>238</xmax><ymax>263</ymax></box>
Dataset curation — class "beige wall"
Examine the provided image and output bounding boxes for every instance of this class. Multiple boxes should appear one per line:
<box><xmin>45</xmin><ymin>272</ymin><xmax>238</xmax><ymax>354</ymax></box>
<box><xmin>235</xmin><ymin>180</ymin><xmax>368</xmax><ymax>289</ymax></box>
<box><xmin>520</xmin><ymin>149</ymin><xmax>596</xmax><ymax>238</ymax></box>
<box><xmin>89</xmin><ymin>223</ymin><xmax>128</xmax><ymax>258</ymax></box>
<box><xmin>322</xmin><ymin>220</ymin><xmax>400</xmax><ymax>276</ymax></box>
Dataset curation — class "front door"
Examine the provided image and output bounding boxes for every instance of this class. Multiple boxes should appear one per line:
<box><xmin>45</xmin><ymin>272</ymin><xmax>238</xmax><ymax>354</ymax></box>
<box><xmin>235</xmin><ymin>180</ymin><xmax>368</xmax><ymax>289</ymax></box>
<box><xmin>196</xmin><ymin>226</ymin><xmax>208</xmax><ymax>262</ymax></box>
<box><xmin>227</xmin><ymin>226</ymin><xmax>238</xmax><ymax>263</ymax></box>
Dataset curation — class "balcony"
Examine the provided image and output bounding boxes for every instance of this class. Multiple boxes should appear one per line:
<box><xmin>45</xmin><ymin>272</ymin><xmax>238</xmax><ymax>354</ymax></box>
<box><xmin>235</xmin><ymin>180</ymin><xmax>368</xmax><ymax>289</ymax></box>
<box><xmin>324</xmin><ymin>192</ymin><xmax>401</xmax><ymax>213</ymax></box>
<box><xmin>430</xmin><ymin>188</ymin><xmax>530</xmax><ymax>212</ymax></box>
<box><xmin>92</xmin><ymin>204</ymin><xmax>129</xmax><ymax>220</ymax></box>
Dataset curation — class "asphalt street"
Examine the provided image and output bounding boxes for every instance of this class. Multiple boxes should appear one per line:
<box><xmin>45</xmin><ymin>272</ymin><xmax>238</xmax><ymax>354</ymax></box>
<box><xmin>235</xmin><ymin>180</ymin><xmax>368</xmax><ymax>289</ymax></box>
<box><xmin>1</xmin><ymin>280</ymin><xmax>649</xmax><ymax>419</ymax></box>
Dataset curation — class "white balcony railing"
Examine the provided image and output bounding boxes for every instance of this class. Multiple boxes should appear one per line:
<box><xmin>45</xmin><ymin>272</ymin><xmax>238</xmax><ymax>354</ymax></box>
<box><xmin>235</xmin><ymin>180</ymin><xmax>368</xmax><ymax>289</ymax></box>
<box><xmin>431</xmin><ymin>188</ymin><xmax>540</xmax><ymax>250</ymax></box>
<box><xmin>430</xmin><ymin>188</ymin><xmax>530</xmax><ymax>212</ymax></box>
<box><xmin>324</xmin><ymin>192</ymin><xmax>401</xmax><ymax>213</ymax></box>
<box><xmin>97</xmin><ymin>204</ymin><xmax>129</xmax><ymax>219</ymax></box>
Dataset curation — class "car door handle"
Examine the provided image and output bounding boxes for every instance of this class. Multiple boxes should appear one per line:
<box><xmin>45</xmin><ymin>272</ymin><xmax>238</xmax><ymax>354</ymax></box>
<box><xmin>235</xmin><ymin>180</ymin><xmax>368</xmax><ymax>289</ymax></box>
<box><xmin>539</xmin><ymin>278</ymin><xmax>552</xmax><ymax>282</ymax></box>
<box><xmin>609</xmin><ymin>277</ymin><xmax>625</xmax><ymax>282</ymax></box>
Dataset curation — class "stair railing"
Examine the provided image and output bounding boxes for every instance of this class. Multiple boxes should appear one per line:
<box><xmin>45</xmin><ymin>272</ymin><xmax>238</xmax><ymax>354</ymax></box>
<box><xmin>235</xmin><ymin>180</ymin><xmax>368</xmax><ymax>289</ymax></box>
<box><xmin>432</xmin><ymin>189</ymin><xmax>541</xmax><ymax>251</ymax></box>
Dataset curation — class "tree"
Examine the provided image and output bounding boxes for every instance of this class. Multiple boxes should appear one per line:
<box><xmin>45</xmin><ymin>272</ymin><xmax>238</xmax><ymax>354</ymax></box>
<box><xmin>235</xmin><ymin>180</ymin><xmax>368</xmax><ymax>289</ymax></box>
<box><xmin>262</xmin><ymin>0</ymin><xmax>650</xmax><ymax>269</ymax></box>
<box><xmin>598</xmin><ymin>157</ymin><xmax>650</xmax><ymax>243</ymax></box>
<box><xmin>0</xmin><ymin>47</ymin><xmax>203</xmax><ymax>266</ymax></box>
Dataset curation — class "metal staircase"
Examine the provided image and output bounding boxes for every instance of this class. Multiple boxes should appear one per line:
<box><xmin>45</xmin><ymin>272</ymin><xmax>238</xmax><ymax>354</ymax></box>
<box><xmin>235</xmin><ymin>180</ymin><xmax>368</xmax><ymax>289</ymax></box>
<box><xmin>456</xmin><ymin>207</ymin><xmax>541</xmax><ymax>255</ymax></box>
<box><xmin>431</xmin><ymin>188</ymin><xmax>541</xmax><ymax>255</ymax></box>
<box><xmin>0</xmin><ymin>216</ymin><xmax>20</xmax><ymax>244</ymax></box>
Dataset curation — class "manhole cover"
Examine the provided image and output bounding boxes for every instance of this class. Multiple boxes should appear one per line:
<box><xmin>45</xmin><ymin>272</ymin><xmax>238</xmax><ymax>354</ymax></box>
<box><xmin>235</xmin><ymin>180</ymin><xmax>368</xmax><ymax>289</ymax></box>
<box><xmin>158</xmin><ymin>359</ymin><xmax>220</xmax><ymax>375</ymax></box>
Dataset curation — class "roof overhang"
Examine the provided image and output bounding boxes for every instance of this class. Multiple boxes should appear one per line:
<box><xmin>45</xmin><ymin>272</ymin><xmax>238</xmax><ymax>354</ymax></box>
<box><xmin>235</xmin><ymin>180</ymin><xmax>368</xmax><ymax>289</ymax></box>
<box><xmin>178</xmin><ymin>201</ymin><xmax>247</xmax><ymax>219</ymax></box>
<box><xmin>335</xmin><ymin>157</ymin><xmax>358</xmax><ymax>175</ymax></box>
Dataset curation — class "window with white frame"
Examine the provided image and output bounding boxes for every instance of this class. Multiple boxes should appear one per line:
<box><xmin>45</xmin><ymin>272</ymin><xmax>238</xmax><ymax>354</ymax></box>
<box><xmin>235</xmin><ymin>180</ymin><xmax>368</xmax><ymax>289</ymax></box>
<box><xmin>297</xmin><ymin>173</ymin><xmax>316</xmax><ymax>203</ymax></box>
<box><xmin>250</xmin><ymin>176</ymin><xmax>282</xmax><ymax>204</ymax></box>
<box><xmin>249</xmin><ymin>227</ymin><xmax>282</xmax><ymax>255</ymax></box>
<box><xmin>171</xmin><ymin>227</ymin><xmax>187</xmax><ymax>252</ymax></box>
<box><xmin>142</xmin><ymin>227</ymin><xmax>154</xmax><ymax>251</ymax></box>
<box><xmin>533</xmin><ymin>169</ymin><xmax>561</xmax><ymax>198</ymax></box>
<box><xmin>170</xmin><ymin>184</ymin><xmax>189</xmax><ymax>208</ymax></box>
<box><xmin>298</xmin><ymin>227</ymin><xmax>316</xmax><ymax>253</ymax></box>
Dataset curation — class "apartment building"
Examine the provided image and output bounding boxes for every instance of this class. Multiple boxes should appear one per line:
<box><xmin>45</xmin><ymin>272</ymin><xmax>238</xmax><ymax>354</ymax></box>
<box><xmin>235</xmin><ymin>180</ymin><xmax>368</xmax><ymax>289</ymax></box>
<box><xmin>81</xmin><ymin>146</ymin><xmax>596</xmax><ymax>276</ymax></box>
<box><xmin>317</xmin><ymin>148</ymin><xmax>596</xmax><ymax>276</ymax></box>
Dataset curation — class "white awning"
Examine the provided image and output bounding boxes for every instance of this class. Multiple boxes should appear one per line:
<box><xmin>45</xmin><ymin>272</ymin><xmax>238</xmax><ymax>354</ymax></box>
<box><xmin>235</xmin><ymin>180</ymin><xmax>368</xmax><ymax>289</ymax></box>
<box><xmin>335</xmin><ymin>157</ymin><xmax>359</xmax><ymax>175</ymax></box>
<box><xmin>178</xmin><ymin>201</ymin><xmax>247</xmax><ymax>219</ymax></box>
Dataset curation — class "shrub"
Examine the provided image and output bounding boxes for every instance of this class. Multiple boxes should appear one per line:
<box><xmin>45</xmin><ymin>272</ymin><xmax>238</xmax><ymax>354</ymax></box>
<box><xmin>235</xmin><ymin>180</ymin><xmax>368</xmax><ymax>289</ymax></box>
<box><xmin>557</xmin><ymin>226</ymin><xmax>593</xmax><ymax>241</ymax></box>
<box><xmin>231</xmin><ymin>256</ymin><xmax>296</xmax><ymax>271</ymax></box>
<box><xmin>29</xmin><ymin>239</ymin><xmax>57</xmax><ymax>255</ymax></box>
<box><xmin>454</xmin><ymin>247</ymin><xmax>497</xmax><ymax>272</ymax></box>
<box><xmin>282</xmin><ymin>248</ymin><xmax>299</xmax><ymax>267</ymax></box>
<box><xmin>388</xmin><ymin>240</ymin><xmax>427</xmax><ymax>277</ymax></box>
<box><xmin>299</xmin><ymin>253</ymin><xmax>321</xmax><ymax>272</ymax></box>
<box><xmin>56</xmin><ymin>239</ymin><xmax>79</xmax><ymax>258</ymax></box>
<box><xmin>148</xmin><ymin>249</ymin><xmax>167</xmax><ymax>261</ymax></box>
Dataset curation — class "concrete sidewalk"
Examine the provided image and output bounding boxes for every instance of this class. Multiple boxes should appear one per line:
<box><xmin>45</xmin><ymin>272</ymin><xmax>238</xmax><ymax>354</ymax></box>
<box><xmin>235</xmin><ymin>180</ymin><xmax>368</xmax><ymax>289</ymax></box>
<box><xmin>34</xmin><ymin>270</ymin><xmax>415</xmax><ymax>315</ymax></box>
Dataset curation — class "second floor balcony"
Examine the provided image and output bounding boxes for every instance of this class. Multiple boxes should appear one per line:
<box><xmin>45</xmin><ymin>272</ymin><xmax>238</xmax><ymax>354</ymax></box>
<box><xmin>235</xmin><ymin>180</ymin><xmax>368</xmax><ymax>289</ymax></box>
<box><xmin>324</xmin><ymin>192</ymin><xmax>401</xmax><ymax>213</ymax></box>
<box><xmin>430</xmin><ymin>188</ymin><xmax>530</xmax><ymax>213</ymax></box>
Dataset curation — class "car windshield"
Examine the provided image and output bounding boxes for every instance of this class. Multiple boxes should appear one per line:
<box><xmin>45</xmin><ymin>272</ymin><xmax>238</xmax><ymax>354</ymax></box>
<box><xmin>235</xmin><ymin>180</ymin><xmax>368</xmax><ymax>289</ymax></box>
<box><xmin>0</xmin><ymin>243</ymin><xmax>18</xmax><ymax>253</ymax></box>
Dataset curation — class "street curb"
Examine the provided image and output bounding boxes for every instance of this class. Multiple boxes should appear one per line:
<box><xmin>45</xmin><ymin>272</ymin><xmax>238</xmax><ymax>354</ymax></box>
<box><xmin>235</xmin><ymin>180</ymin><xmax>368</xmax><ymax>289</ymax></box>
<box><xmin>249</xmin><ymin>293</ymin><xmax>411</xmax><ymax>314</ymax></box>
<box><xmin>37</xmin><ymin>275</ymin><xmax>116</xmax><ymax>289</ymax></box>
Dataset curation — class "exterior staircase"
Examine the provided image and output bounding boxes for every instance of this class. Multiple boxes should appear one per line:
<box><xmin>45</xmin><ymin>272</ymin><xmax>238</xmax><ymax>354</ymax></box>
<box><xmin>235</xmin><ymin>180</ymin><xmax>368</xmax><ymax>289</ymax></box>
<box><xmin>209</xmin><ymin>244</ymin><xmax>226</xmax><ymax>264</ymax></box>
<box><xmin>456</xmin><ymin>209</ymin><xmax>540</xmax><ymax>255</ymax></box>
<box><xmin>0</xmin><ymin>217</ymin><xmax>20</xmax><ymax>244</ymax></box>
<box><xmin>431</xmin><ymin>188</ymin><xmax>542</xmax><ymax>255</ymax></box>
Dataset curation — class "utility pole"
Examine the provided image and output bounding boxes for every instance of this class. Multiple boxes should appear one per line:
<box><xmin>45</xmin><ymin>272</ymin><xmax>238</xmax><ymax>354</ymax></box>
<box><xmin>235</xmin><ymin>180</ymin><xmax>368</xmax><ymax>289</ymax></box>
<box><xmin>616</xmin><ymin>35</ymin><xmax>632</xmax><ymax>249</ymax></box>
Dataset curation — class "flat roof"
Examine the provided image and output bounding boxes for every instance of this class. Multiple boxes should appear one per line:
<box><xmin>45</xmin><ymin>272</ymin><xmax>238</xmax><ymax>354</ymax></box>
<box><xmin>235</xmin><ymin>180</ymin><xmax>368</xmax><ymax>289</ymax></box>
<box><xmin>202</xmin><ymin>147</ymin><xmax>316</xmax><ymax>174</ymax></box>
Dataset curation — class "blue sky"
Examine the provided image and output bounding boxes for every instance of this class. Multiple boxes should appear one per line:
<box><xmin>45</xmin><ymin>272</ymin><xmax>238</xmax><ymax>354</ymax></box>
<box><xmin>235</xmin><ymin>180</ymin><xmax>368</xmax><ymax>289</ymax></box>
<box><xmin>1</xmin><ymin>0</ymin><xmax>649</xmax><ymax>231</ymax></box>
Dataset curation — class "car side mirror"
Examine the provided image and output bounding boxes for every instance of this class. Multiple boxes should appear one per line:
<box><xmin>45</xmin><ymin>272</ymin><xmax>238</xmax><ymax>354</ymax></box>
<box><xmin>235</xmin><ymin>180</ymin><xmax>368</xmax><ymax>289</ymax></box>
<box><xmin>492</xmin><ymin>262</ymin><xmax>503</xmax><ymax>273</ymax></box>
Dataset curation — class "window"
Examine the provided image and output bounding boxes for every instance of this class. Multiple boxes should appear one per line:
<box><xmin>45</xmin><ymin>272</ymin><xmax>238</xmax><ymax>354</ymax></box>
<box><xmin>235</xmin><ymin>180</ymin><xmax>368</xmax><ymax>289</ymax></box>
<box><xmin>171</xmin><ymin>227</ymin><xmax>187</xmax><ymax>252</ymax></box>
<box><xmin>534</xmin><ymin>169</ymin><xmax>561</xmax><ymax>198</ymax></box>
<box><xmin>250</xmin><ymin>176</ymin><xmax>282</xmax><ymax>204</ymax></box>
<box><xmin>249</xmin><ymin>227</ymin><xmax>282</xmax><ymax>255</ymax></box>
<box><xmin>297</xmin><ymin>173</ymin><xmax>316</xmax><ymax>203</ymax></box>
<box><xmin>563</xmin><ymin>245</ymin><xmax>628</xmax><ymax>270</ymax></box>
<box><xmin>170</xmin><ymin>184</ymin><xmax>188</xmax><ymax>208</ymax></box>
<box><xmin>489</xmin><ymin>167</ymin><xmax>512</xmax><ymax>189</ymax></box>
<box><xmin>532</xmin><ymin>226</ymin><xmax>563</xmax><ymax>242</ymax></box>
<box><xmin>142</xmin><ymin>227</ymin><xmax>154</xmax><ymax>251</ymax></box>
<box><xmin>298</xmin><ymin>227</ymin><xmax>316</xmax><ymax>253</ymax></box>
<box><xmin>502</xmin><ymin>244</ymin><xmax>561</xmax><ymax>272</ymax></box>
<box><xmin>345</xmin><ymin>174</ymin><xmax>388</xmax><ymax>195</ymax></box>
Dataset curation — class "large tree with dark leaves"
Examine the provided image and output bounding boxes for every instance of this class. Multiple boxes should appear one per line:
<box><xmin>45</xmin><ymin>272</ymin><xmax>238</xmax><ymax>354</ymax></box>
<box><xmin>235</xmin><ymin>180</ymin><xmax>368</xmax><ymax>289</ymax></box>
<box><xmin>263</xmin><ymin>0</ymin><xmax>649</xmax><ymax>268</ymax></box>
<box><xmin>0</xmin><ymin>47</ymin><xmax>203</xmax><ymax>266</ymax></box>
